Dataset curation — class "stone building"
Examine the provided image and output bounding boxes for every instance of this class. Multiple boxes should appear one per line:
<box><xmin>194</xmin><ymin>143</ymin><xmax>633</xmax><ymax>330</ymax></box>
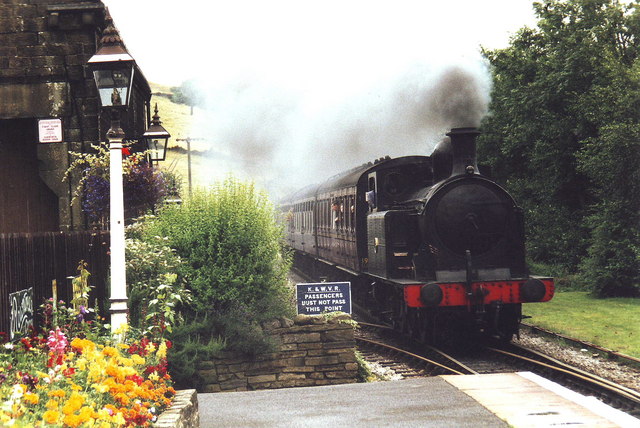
<box><xmin>0</xmin><ymin>0</ymin><xmax>151</xmax><ymax>232</ymax></box>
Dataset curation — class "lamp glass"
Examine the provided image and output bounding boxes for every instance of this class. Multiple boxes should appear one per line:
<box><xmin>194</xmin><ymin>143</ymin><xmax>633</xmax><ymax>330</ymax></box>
<box><xmin>148</xmin><ymin>138</ymin><xmax>167</xmax><ymax>161</ymax></box>
<box><xmin>92</xmin><ymin>66</ymin><xmax>132</xmax><ymax>107</ymax></box>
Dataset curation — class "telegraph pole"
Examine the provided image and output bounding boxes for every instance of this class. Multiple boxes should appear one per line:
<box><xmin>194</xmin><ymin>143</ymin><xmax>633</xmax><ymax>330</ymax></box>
<box><xmin>176</xmin><ymin>137</ymin><xmax>204</xmax><ymax>196</ymax></box>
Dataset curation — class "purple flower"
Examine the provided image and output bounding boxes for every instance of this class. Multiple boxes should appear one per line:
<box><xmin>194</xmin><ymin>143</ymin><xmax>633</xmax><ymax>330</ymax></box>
<box><xmin>76</xmin><ymin>305</ymin><xmax>88</xmax><ymax>322</ymax></box>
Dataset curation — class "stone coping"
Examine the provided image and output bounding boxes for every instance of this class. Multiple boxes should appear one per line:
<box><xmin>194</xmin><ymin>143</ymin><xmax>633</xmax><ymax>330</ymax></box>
<box><xmin>154</xmin><ymin>389</ymin><xmax>199</xmax><ymax>428</ymax></box>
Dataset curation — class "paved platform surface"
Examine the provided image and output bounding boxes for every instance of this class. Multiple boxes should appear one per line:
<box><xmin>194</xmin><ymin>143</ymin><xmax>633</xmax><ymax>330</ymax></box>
<box><xmin>197</xmin><ymin>372</ymin><xmax>640</xmax><ymax>427</ymax></box>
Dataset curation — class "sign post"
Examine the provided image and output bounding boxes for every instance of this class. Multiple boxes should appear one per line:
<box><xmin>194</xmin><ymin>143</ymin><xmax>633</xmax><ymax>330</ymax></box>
<box><xmin>296</xmin><ymin>282</ymin><xmax>352</xmax><ymax>315</ymax></box>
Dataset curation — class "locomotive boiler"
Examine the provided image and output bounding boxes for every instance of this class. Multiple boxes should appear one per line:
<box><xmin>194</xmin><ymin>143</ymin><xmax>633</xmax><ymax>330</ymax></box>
<box><xmin>281</xmin><ymin>127</ymin><xmax>554</xmax><ymax>342</ymax></box>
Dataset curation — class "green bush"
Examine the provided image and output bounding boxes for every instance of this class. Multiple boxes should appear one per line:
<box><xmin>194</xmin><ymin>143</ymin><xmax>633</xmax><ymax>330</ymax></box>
<box><xmin>143</xmin><ymin>177</ymin><xmax>294</xmax><ymax>385</ymax></box>
<box><xmin>527</xmin><ymin>259</ymin><xmax>587</xmax><ymax>291</ymax></box>
<box><xmin>146</xmin><ymin>177</ymin><xmax>293</xmax><ymax>319</ymax></box>
<box><xmin>125</xmin><ymin>217</ymin><xmax>192</xmax><ymax>339</ymax></box>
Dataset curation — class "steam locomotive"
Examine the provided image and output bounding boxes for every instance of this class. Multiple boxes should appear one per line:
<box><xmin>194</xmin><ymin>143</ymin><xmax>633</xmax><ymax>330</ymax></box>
<box><xmin>281</xmin><ymin>127</ymin><xmax>554</xmax><ymax>342</ymax></box>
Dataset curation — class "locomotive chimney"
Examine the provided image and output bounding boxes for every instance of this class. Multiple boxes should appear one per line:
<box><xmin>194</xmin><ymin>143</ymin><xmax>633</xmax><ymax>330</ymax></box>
<box><xmin>447</xmin><ymin>127</ymin><xmax>480</xmax><ymax>177</ymax></box>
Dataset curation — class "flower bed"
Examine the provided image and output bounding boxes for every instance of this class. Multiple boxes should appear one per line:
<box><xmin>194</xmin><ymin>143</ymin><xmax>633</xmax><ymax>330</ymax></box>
<box><xmin>1</xmin><ymin>322</ymin><xmax>175</xmax><ymax>427</ymax></box>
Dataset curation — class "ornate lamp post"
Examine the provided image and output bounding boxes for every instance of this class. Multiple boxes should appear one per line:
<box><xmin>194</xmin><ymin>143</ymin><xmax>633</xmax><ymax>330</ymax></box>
<box><xmin>143</xmin><ymin>104</ymin><xmax>171</xmax><ymax>165</ymax></box>
<box><xmin>87</xmin><ymin>19</ymin><xmax>138</xmax><ymax>335</ymax></box>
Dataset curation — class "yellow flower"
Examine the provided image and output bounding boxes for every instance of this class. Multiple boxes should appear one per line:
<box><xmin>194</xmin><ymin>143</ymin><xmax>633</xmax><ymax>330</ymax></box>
<box><xmin>113</xmin><ymin>412</ymin><xmax>126</xmax><ymax>425</ymax></box>
<box><xmin>43</xmin><ymin>409</ymin><xmax>61</xmax><ymax>424</ymax></box>
<box><xmin>148</xmin><ymin>372</ymin><xmax>159</xmax><ymax>381</ymax></box>
<box><xmin>45</xmin><ymin>399</ymin><xmax>59</xmax><ymax>410</ymax></box>
<box><xmin>102</xmin><ymin>346</ymin><xmax>118</xmax><ymax>358</ymax></box>
<box><xmin>145</xmin><ymin>342</ymin><xmax>156</xmax><ymax>354</ymax></box>
<box><xmin>78</xmin><ymin>406</ymin><xmax>96</xmax><ymax>423</ymax></box>
<box><xmin>131</xmin><ymin>354</ymin><xmax>145</xmax><ymax>365</ymax></box>
<box><xmin>62</xmin><ymin>392</ymin><xmax>84</xmax><ymax>415</ymax></box>
<box><xmin>157</xmin><ymin>341</ymin><xmax>168</xmax><ymax>359</ymax></box>
<box><xmin>71</xmin><ymin>337</ymin><xmax>96</xmax><ymax>352</ymax></box>
<box><xmin>92</xmin><ymin>383</ymin><xmax>110</xmax><ymax>393</ymax></box>
<box><xmin>23</xmin><ymin>392</ymin><xmax>39</xmax><ymax>405</ymax></box>
<box><xmin>76</xmin><ymin>357</ymin><xmax>87</xmax><ymax>371</ymax></box>
<box><xmin>63</xmin><ymin>413</ymin><xmax>82</xmax><ymax>427</ymax></box>
<box><xmin>113</xmin><ymin>323</ymin><xmax>129</xmax><ymax>336</ymax></box>
<box><xmin>48</xmin><ymin>389</ymin><xmax>66</xmax><ymax>399</ymax></box>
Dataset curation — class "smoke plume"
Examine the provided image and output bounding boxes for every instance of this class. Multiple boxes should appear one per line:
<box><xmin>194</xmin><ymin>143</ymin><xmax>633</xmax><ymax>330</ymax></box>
<box><xmin>190</xmin><ymin>59</ymin><xmax>492</xmax><ymax>199</ymax></box>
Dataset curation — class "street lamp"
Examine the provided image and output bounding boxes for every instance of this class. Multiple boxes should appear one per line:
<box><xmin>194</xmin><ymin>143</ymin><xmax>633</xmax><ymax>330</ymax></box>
<box><xmin>143</xmin><ymin>103</ymin><xmax>171</xmax><ymax>164</ymax></box>
<box><xmin>87</xmin><ymin>18</ymin><xmax>138</xmax><ymax>336</ymax></box>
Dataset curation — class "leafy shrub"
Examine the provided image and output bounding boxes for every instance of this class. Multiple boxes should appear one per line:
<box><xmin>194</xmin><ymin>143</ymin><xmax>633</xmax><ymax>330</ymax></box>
<box><xmin>145</xmin><ymin>177</ymin><xmax>293</xmax><ymax>319</ymax></box>
<box><xmin>125</xmin><ymin>218</ymin><xmax>192</xmax><ymax>340</ymax></box>
<box><xmin>578</xmin><ymin>202</ymin><xmax>640</xmax><ymax>297</ymax></box>
<box><xmin>142</xmin><ymin>177</ymin><xmax>294</xmax><ymax>385</ymax></box>
<box><xmin>527</xmin><ymin>259</ymin><xmax>587</xmax><ymax>291</ymax></box>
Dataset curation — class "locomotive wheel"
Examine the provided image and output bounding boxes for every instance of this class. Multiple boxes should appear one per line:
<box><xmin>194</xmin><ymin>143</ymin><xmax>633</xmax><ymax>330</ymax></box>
<box><xmin>415</xmin><ymin>310</ymin><xmax>430</xmax><ymax>343</ymax></box>
<box><xmin>406</xmin><ymin>308</ymin><xmax>417</xmax><ymax>338</ymax></box>
<box><xmin>391</xmin><ymin>292</ymin><xmax>407</xmax><ymax>332</ymax></box>
<box><xmin>404</xmin><ymin>308</ymin><xmax>429</xmax><ymax>342</ymax></box>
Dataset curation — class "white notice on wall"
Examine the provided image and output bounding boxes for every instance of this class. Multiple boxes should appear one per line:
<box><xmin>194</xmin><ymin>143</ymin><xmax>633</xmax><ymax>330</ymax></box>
<box><xmin>38</xmin><ymin>118</ymin><xmax>63</xmax><ymax>143</ymax></box>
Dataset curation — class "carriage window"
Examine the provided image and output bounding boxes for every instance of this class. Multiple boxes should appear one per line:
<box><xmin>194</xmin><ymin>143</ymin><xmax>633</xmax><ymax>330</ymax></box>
<box><xmin>349</xmin><ymin>195</ymin><xmax>355</xmax><ymax>232</ymax></box>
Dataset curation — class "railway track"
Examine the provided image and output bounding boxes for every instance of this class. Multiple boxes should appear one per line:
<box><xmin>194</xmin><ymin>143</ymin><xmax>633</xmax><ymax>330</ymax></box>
<box><xmin>356</xmin><ymin>321</ymin><xmax>640</xmax><ymax>417</ymax></box>
<box><xmin>521</xmin><ymin>322</ymin><xmax>640</xmax><ymax>368</ymax></box>
<box><xmin>356</xmin><ymin>322</ymin><xmax>478</xmax><ymax>376</ymax></box>
<box><xmin>487</xmin><ymin>342</ymin><xmax>640</xmax><ymax>416</ymax></box>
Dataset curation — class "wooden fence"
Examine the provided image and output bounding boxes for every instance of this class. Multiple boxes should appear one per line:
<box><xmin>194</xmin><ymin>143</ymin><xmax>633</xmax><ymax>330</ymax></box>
<box><xmin>0</xmin><ymin>231</ymin><xmax>110</xmax><ymax>336</ymax></box>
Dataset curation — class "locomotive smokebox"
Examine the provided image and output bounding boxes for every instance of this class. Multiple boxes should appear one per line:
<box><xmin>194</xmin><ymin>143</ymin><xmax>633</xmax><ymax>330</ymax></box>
<box><xmin>447</xmin><ymin>127</ymin><xmax>480</xmax><ymax>177</ymax></box>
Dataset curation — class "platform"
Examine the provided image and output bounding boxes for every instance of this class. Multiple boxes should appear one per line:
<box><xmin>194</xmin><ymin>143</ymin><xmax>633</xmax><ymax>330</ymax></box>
<box><xmin>197</xmin><ymin>372</ymin><xmax>640</xmax><ymax>427</ymax></box>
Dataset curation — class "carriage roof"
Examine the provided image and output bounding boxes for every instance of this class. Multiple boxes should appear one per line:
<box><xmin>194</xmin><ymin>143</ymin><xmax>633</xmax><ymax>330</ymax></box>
<box><xmin>279</xmin><ymin>155</ymin><xmax>431</xmax><ymax>205</ymax></box>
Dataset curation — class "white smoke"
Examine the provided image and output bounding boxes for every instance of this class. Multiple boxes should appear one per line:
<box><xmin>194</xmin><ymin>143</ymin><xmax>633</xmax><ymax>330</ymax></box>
<box><xmin>189</xmin><ymin>58</ymin><xmax>492</xmax><ymax>199</ymax></box>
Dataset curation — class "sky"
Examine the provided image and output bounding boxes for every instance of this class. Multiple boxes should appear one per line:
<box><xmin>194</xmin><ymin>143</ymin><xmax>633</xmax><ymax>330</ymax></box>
<box><xmin>104</xmin><ymin>0</ymin><xmax>540</xmax><ymax>198</ymax></box>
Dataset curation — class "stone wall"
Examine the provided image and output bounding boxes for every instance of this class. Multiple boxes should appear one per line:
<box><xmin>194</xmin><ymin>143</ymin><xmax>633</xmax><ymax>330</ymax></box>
<box><xmin>0</xmin><ymin>0</ymin><xmax>151</xmax><ymax>232</ymax></box>
<box><xmin>0</xmin><ymin>0</ymin><xmax>105</xmax><ymax>231</ymax></box>
<box><xmin>154</xmin><ymin>389</ymin><xmax>199</xmax><ymax>428</ymax></box>
<box><xmin>198</xmin><ymin>314</ymin><xmax>358</xmax><ymax>393</ymax></box>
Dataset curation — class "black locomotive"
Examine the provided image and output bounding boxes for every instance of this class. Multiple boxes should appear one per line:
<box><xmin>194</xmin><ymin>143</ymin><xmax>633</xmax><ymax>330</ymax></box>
<box><xmin>281</xmin><ymin>127</ymin><xmax>554</xmax><ymax>342</ymax></box>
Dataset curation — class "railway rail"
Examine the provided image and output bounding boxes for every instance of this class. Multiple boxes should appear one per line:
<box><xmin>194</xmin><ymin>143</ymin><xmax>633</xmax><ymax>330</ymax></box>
<box><xmin>356</xmin><ymin>320</ymin><xmax>640</xmax><ymax>417</ymax></box>
<box><xmin>521</xmin><ymin>322</ymin><xmax>640</xmax><ymax>368</ymax></box>
<box><xmin>488</xmin><ymin>342</ymin><xmax>640</xmax><ymax>416</ymax></box>
<box><xmin>356</xmin><ymin>322</ymin><xmax>478</xmax><ymax>376</ymax></box>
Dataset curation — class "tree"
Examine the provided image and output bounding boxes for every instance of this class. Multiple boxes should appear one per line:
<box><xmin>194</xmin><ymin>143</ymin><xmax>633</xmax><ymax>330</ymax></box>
<box><xmin>170</xmin><ymin>78</ymin><xmax>205</xmax><ymax>115</ymax></box>
<box><xmin>479</xmin><ymin>0</ymin><xmax>640</xmax><ymax>295</ymax></box>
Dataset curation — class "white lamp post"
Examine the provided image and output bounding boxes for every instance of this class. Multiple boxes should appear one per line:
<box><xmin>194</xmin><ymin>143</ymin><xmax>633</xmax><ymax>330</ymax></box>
<box><xmin>87</xmin><ymin>19</ymin><xmax>137</xmax><ymax>336</ymax></box>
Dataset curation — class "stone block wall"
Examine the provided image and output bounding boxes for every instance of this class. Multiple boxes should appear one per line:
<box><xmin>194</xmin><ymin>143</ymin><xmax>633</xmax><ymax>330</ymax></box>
<box><xmin>0</xmin><ymin>0</ymin><xmax>151</xmax><ymax>232</ymax></box>
<box><xmin>0</xmin><ymin>0</ymin><xmax>106</xmax><ymax>230</ymax></box>
<box><xmin>154</xmin><ymin>389</ymin><xmax>199</xmax><ymax>428</ymax></box>
<box><xmin>198</xmin><ymin>314</ymin><xmax>358</xmax><ymax>393</ymax></box>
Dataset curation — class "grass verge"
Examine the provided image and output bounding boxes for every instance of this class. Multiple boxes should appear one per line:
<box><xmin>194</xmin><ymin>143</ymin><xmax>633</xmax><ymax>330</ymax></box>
<box><xmin>523</xmin><ymin>292</ymin><xmax>640</xmax><ymax>358</ymax></box>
